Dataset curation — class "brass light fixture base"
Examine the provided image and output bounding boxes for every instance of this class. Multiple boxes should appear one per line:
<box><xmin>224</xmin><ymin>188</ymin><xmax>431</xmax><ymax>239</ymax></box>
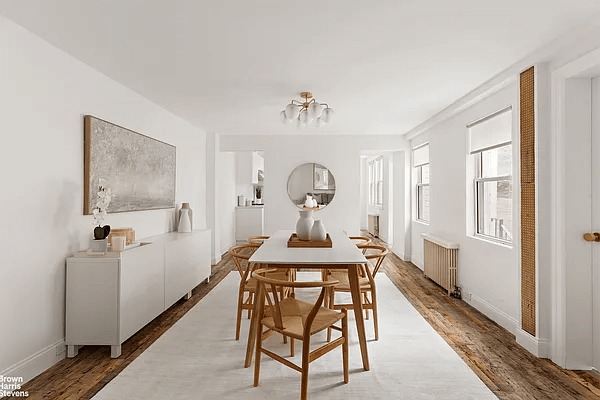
<box><xmin>300</xmin><ymin>92</ymin><xmax>313</xmax><ymax>100</ymax></box>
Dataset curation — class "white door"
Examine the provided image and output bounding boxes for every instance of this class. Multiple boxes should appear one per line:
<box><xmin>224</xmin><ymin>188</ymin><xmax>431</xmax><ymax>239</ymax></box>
<box><xmin>592</xmin><ymin>76</ymin><xmax>600</xmax><ymax>370</ymax></box>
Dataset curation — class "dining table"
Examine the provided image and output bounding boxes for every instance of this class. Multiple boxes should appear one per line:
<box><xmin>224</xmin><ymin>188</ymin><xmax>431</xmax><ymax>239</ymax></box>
<box><xmin>245</xmin><ymin>229</ymin><xmax>371</xmax><ymax>371</ymax></box>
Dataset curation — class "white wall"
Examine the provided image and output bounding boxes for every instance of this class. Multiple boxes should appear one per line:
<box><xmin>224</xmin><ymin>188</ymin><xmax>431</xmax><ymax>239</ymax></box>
<box><xmin>392</xmin><ymin>150</ymin><xmax>411</xmax><ymax>260</ymax></box>
<box><xmin>410</xmin><ymin>83</ymin><xmax>520</xmax><ymax>334</ymax></box>
<box><xmin>218</xmin><ymin>152</ymin><xmax>236</xmax><ymax>254</ymax></box>
<box><xmin>0</xmin><ymin>16</ymin><xmax>207</xmax><ymax>381</ymax></box>
<box><xmin>220</xmin><ymin>135</ymin><xmax>408</xmax><ymax>237</ymax></box>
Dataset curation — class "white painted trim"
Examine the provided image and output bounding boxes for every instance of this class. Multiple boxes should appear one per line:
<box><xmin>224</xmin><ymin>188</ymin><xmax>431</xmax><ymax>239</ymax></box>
<box><xmin>550</xmin><ymin>46</ymin><xmax>600</xmax><ymax>368</ymax></box>
<box><xmin>516</xmin><ymin>328</ymin><xmax>551</xmax><ymax>358</ymax></box>
<box><xmin>468</xmin><ymin>293</ymin><xmax>518</xmax><ymax>335</ymax></box>
<box><xmin>411</xmin><ymin>256</ymin><xmax>424</xmax><ymax>270</ymax></box>
<box><xmin>0</xmin><ymin>339</ymin><xmax>66</xmax><ymax>384</ymax></box>
<box><xmin>391</xmin><ymin>249</ymin><xmax>410</xmax><ymax>262</ymax></box>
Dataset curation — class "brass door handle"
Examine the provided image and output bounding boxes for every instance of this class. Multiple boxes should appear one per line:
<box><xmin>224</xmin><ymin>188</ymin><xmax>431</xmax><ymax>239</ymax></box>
<box><xmin>584</xmin><ymin>232</ymin><xmax>600</xmax><ymax>242</ymax></box>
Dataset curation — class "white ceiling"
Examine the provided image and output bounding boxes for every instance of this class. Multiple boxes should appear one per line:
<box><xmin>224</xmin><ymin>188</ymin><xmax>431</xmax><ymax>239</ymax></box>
<box><xmin>1</xmin><ymin>0</ymin><xmax>600</xmax><ymax>135</ymax></box>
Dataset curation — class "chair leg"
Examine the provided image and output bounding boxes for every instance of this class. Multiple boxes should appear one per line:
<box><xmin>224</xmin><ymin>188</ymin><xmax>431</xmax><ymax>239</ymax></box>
<box><xmin>364</xmin><ymin>292</ymin><xmax>370</xmax><ymax>320</ymax></box>
<box><xmin>247</xmin><ymin>293</ymin><xmax>253</xmax><ymax>319</ymax></box>
<box><xmin>342</xmin><ymin>310</ymin><xmax>349</xmax><ymax>383</ymax></box>
<box><xmin>327</xmin><ymin>288</ymin><xmax>334</xmax><ymax>342</ymax></box>
<box><xmin>254</xmin><ymin>325</ymin><xmax>263</xmax><ymax>387</ymax></box>
<box><xmin>290</xmin><ymin>337</ymin><xmax>295</xmax><ymax>357</ymax></box>
<box><xmin>236</xmin><ymin>290</ymin><xmax>245</xmax><ymax>340</ymax></box>
<box><xmin>371</xmin><ymin>288</ymin><xmax>379</xmax><ymax>341</ymax></box>
<box><xmin>300</xmin><ymin>336</ymin><xmax>311</xmax><ymax>400</ymax></box>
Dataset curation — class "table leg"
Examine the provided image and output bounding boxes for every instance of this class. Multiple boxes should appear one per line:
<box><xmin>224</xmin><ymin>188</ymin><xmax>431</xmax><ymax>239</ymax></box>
<box><xmin>348</xmin><ymin>263</ymin><xmax>370</xmax><ymax>371</ymax></box>
<box><xmin>244</xmin><ymin>264</ymin><xmax>263</xmax><ymax>368</ymax></box>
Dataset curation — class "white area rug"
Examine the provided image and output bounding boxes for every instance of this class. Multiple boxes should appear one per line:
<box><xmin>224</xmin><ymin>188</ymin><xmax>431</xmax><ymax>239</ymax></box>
<box><xmin>92</xmin><ymin>272</ymin><xmax>498</xmax><ymax>400</ymax></box>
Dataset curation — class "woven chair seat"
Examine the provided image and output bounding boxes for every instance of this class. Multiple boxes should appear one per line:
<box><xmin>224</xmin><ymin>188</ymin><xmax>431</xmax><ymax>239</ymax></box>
<box><xmin>262</xmin><ymin>297</ymin><xmax>344</xmax><ymax>339</ymax></box>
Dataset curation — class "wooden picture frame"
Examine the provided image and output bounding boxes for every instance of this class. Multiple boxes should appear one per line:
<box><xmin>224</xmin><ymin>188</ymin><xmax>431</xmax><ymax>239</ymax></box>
<box><xmin>84</xmin><ymin>115</ymin><xmax>176</xmax><ymax>214</ymax></box>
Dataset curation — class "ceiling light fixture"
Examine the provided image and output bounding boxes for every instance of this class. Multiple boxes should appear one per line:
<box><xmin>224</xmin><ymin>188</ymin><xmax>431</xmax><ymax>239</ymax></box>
<box><xmin>280</xmin><ymin>92</ymin><xmax>334</xmax><ymax>127</ymax></box>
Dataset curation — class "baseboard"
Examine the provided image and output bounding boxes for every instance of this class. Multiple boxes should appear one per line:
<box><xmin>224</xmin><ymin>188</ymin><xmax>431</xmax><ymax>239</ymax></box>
<box><xmin>468</xmin><ymin>293</ymin><xmax>518</xmax><ymax>335</ymax></box>
<box><xmin>1</xmin><ymin>339</ymin><xmax>66</xmax><ymax>384</ymax></box>
<box><xmin>515</xmin><ymin>328</ymin><xmax>551</xmax><ymax>358</ymax></box>
<box><xmin>411</xmin><ymin>256</ymin><xmax>424</xmax><ymax>270</ymax></box>
<box><xmin>391</xmin><ymin>249</ymin><xmax>410</xmax><ymax>262</ymax></box>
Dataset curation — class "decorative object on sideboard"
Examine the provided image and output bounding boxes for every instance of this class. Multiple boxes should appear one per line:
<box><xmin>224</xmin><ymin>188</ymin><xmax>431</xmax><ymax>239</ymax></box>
<box><xmin>310</xmin><ymin>219</ymin><xmax>327</xmax><ymax>241</ymax></box>
<box><xmin>295</xmin><ymin>209</ymin><xmax>314</xmax><ymax>241</ymax></box>
<box><xmin>237</xmin><ymin>194</ymin><xmax>246</xmax><ymax>207</ymax></box>
<box><xmin>108</xmin><ymin>228</ymin><xmax>135</xmax><ymax>246</ymax></box>
<box><xmin>178</xmin><ymin>203</ymin><xmax>193</xmax><ymax>233</ymax></box>
<box><xmin>111</xmin><ymin>233</ymin><xmax>127</xmax><ymax>252</ymax></box>
<box><xmin>255</xmin><ymin>185</ymin><xmax>262</xmax><ymax>204</ymax></box>
<box><xmin>280</xmin><ymin>92</ymin><xmax>334</xmax><ymax>128</ymax></box>
<box><xmin>84</xmin><ymin>115</ymin><xmax>176</xmax><ymax>215</ymax></box>
<box><xmin>91</xmin><ymin>180</ymin><xmax>112</xmax><ymax>252</ymax></box>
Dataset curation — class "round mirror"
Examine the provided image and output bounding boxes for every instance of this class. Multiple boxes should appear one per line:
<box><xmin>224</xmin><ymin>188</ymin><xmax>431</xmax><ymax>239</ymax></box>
<box><xmin>287</xmin><ymin>163</ymin><xmax>336</xmax><ymax>209</ymax></box>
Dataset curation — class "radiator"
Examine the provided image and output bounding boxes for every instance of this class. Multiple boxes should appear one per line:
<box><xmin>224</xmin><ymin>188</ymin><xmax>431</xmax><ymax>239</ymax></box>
<box><xmin>368</xmin><ymin>214</ymin><xmax>379</xmax><ymax>237</ymax></box>
<box><xmin>422</xmin><ymin>233</ymin><xmax>459</xmax><ymax>294</ymax></box>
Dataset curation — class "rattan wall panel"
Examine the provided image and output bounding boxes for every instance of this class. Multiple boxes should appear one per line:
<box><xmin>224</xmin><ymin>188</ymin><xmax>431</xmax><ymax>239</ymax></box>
<box><xmin>520</xmin><ymin>67</ymin><xmax>536</xmax><ymax>336</ymax></box>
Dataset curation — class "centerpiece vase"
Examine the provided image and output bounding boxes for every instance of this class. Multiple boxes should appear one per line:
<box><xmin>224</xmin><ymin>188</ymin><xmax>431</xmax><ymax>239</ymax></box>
<box><xmin>310</xmin><ymin>220</ymin><xmax>327</xmax><ymax>241</ymax></box>
<box><xmin>295</xmin><ymin>210</ymin><xmax>314</xmax><ymax>240</ymax></box>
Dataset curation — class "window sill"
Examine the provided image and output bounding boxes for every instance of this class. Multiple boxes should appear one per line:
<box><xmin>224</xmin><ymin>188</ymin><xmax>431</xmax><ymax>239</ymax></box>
<box><xmin>413</xmin><ymin>219</ymin><xmax>430</xmax><ymax>226</ymax></box>
<box><xmin>470</xmin><ymin>234</ymin><xmax>513</xmax><ymax>249</ymax></box>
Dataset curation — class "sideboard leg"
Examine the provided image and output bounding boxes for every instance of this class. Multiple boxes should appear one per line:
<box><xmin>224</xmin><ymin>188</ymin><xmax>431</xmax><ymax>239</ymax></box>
<box><xmin>184</xmin><ymin>291</ymin><xmax>192</xmax><ymax>300</ymax></box>
<box><xmin>67</xmin><ymin>345</ymin><xmax>78</xmax><ymax>358</ymax></box>
<box><xmin>110</xmin><ymin>345</ymin><xmax>121</xmax><ymax>358</ymax></box>
<box><xmin>204</xmin><ymin>276</ymin><xmax>210</xmax><ymax>284</ymax></box>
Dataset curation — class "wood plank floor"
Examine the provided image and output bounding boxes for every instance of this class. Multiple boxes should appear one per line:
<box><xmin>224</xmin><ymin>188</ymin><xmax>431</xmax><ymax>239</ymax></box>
<box><xmin>5</xmin><ymin>235</ymin><xmax>600</xmax><ymax>400</ymax></box>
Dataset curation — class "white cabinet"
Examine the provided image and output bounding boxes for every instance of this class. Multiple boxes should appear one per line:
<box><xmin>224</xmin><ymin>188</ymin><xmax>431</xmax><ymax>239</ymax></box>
<box><xmin>236</xmin><ymin>151</ymin><xmax>264</xmax><ymax>184</ymax></box>
<box><xmin>235</xmin><ymin>206</ymin><xmax>264</xmax><ymax>243</ymax></box>
<box><xmin>66</xmin><ymin>230</ymin><xmax>211</xmax><ymax>358</ymax></box>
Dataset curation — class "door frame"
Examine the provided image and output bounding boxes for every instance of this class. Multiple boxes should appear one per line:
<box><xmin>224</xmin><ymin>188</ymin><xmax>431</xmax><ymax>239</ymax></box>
<box><xmin>551</xmin><ymin>47</ymin><xmax>600</xmax><ymax>369</ymax></box>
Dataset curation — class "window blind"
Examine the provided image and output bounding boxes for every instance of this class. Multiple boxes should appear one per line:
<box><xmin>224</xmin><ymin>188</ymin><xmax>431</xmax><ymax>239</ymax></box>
<box><xmin>468</xmin><ymin>106</ymin><xmax>512</xmax><ymax>154</ymax></box>
<box><xmin>413</xmin><ymin>143</ymin><xmax>429</xmax><ymax>167</ymax></box>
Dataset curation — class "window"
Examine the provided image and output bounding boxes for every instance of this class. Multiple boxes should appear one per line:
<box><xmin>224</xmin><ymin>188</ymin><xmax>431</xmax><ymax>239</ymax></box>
<box><xmin>413</xmin><ymin>143</ymin><xmax>429</xmax><ymax>222</ymax></box>
<box><xmin>469</xmin><ymin>106</ymin><xmax>512</xmax><ymax>243</ymax></box>
<box><xmin>368</xmin><ymin>156</ymin><xmax>384</xmax><ymax>207</ymax></box>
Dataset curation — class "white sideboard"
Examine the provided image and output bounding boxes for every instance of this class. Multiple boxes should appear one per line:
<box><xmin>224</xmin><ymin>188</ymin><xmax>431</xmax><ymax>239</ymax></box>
<box><xmin>235</xmin><ymin>206</ymin><xmax>264</xmax><ymax>243</ymax></box>
<box><xmin>66</xmin><ymin>229</ymin><xmax>211</xmax><ymax>358</ymax></box>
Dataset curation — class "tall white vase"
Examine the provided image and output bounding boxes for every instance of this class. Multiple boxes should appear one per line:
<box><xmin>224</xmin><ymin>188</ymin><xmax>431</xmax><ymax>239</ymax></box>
<box><xmin>178</xmin><ymin>203</ymin><xmax>193</xmax><ymax>233</ymax></box>
<box><xmin>310</xmin><ymin>220</ymin><xmax>327</xmax><ymax>241</ymax></box>
<box><xmin>295</xmin><ymin>210</ymin><xmax>314</xmax><ymax>240</ymax></box>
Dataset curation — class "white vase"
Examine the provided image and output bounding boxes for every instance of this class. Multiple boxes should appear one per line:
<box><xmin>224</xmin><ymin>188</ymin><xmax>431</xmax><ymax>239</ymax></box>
<box><xmin>310</xmin><ymin>220</ymin><xmax>327</xmax><ymax>241</ymax></box>
<box><xmin>304</xmin><ymin>195</ymin><xmax>313</xmax><ymax>208</ymax></box>
<box><xmin>178</xmin><ymin>204</ymin><xmax>192</xmax><ymax>233</ymax></box>
<box><xmin>312</xmin><ymin>198</ymin><xmax>318</xmax><ymax>208</ymax></box>
<box><xmin>295</xmin><ymin>210</ymin><xmax>314</xmax><ymax>240</ymax></box>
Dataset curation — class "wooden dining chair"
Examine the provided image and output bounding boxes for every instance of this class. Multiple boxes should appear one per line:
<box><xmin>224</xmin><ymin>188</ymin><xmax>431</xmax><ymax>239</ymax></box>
<box><xmin>326</xmin><ymin>244</ymin><xmax>389</xmax><ymax>341</ymax></box>
<box><xmin>229</xmin><ymin>243</ymin><xmax>290</xmax><ymax>340</ymax></box>
<box><xmin>247</xmin><ymin>235</ymin><xmax>270</xmax><ymax>244</ymax></box>
<box><xmin>252</xmin><ymin>268</ymin><xmax>349</xmax><ymax>400</ymax></box>
<box><xmin>348</xmin><ymin>236</ymin><xmax>371</xmax><ymax>254</ymax></box>
<box><xmin>249</xmin><ymin>235</ymin><xmax>297</xmax><ymax>284</ymax></box>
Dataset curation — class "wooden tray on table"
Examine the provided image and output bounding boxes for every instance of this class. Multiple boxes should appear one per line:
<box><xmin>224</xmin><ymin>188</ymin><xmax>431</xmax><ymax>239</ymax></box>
<box><xmin>287</xmin><ymin>233</ymin><xmax>332</xmax><ymax>248</ymax></box>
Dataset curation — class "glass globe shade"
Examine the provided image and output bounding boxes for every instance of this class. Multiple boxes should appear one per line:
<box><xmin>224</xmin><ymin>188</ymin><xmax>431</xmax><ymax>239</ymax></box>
<box><xmin>280</xmin><ymin>110</ymin><xmax>290</xmax><ymax>124</ymax></box>
<box><xmin>321</xmin><ymin>107</ymin><xmax>334</xmax><ymax>123</ymax></box>
<box><xmin>299</xmin><ymin>109</ymin><xmax>313</xmax><ymax>125</ymax></box>
<box><xmin>316</xmin><ymin>118</ymin><xmax>325</xmax><ymax>128</ymax></box>
<box><xmin>285</xmin><ymin>103</ymin><xmax>300</xmax><ymax>120</ymax></box>
<box><xmin>307</xmin><ymin>102</ymin><xmax>323</xmax><ymax>119</ymax></box>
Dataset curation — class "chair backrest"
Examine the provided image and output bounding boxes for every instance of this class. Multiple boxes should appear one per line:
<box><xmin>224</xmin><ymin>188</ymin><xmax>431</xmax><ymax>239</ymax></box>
<box><xmin>229</xmin><ymin>243</ymin><xmax>261</xmax><ymax>279</ymax></box>
<box><xmin>248</xmin><ymin>235</ymin><xmax>270</xmax><ymax>245</ymax></box>
<box><xmin>252</xmin><ymin>268</ymin><xmax>339</xmax><ymax>334</ymax></box>
<box><xmin>349</xmin><ymin>236</ymin><xmax>371</xmax><ymax>254</ymax></box>
<box><xmin>361</xmin><ymin>245</ymin><xmax>389</xmax><ymax>278</ymax></box>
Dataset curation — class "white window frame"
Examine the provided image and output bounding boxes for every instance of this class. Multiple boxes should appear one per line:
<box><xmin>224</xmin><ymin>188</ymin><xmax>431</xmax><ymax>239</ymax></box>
<box><xmin>413</xmin><ymin>143</ymin><xmax>429</xmax><ymax>223</ymax></box>
<box><xmin>368</xmin><ymin>156</ymin><xmax>384</xmax><ymax>207</ymax></box>
<box><xmin>375</xmin><ymin>156</ymin><xmax>383</xmax><ymax>207</ymax></box>
<box><xmin>469</xmin><ymin>106</ymin><xmax>513</xmax><ymax>244</ymax></box>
